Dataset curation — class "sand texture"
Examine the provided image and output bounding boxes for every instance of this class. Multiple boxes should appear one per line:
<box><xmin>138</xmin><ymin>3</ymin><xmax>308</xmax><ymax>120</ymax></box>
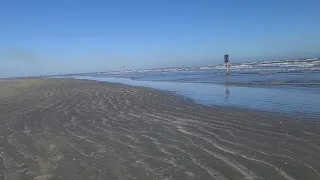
<box><xmin>0</xmin><ymin>79</ymin><xmax>319</xmax><ymax>180</ymax></box>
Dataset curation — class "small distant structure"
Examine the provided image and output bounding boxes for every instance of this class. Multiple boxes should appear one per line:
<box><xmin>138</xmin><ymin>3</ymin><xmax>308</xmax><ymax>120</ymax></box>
<box><xmin>224</xmin><ymin>54</ymin><xmax>229</xmax><ymax>75</ymax></box>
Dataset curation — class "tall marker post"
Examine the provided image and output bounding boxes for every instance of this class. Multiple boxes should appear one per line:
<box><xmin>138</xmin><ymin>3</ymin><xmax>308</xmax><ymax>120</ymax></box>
<box><xmin>224</xmin><ymin>54</ymin><xmax>229</xmax><ymax>76</ymax></box>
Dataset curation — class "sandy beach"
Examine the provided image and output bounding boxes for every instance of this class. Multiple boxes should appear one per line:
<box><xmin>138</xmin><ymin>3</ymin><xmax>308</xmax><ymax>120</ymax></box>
<box><xmin>0</xmin><ymin>78</ymin><xmax>319</xmax><ymax>180</ymax></box>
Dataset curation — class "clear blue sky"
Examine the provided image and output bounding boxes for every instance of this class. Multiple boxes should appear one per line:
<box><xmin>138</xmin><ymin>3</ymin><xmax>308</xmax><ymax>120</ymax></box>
<box><xmin>1</xmin><ymin>0</ymin><xmax>319</xmax><ymax>77</ymax></box>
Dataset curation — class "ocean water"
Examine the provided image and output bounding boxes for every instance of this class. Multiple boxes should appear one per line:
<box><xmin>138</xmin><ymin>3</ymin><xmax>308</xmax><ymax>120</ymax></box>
<box><xmin>68</xmin><ymin>58</ymin><xmax>320</xmax><ymax>118</ymax></box>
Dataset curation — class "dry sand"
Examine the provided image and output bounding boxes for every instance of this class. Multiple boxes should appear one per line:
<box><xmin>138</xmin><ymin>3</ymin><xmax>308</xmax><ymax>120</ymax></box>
<box><xmin>0</xmin><ymin>78</ymin><xmax>320</xmax><ymax>180</ymax></box>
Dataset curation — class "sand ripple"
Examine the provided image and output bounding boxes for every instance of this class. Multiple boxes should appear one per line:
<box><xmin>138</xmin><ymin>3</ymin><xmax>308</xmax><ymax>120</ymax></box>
<box><xmin>0</xmin><ymin>79</ymin><xmax>319</xmax><ymax>180</ymax></box>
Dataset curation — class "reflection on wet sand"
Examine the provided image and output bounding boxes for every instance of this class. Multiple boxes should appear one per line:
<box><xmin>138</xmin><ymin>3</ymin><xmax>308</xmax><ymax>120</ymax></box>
<box><xmin>225</xmin><ymin>76</ymin><xmax>230</xmax><ymax>102</ymax></box>
<box><xmin>225</xmin><ymin>86</ymin><xmax>230</xmax><ymax>102</ymax></box>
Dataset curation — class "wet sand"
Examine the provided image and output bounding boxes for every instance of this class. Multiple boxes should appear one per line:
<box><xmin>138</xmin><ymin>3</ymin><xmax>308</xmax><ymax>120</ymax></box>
<box><xmin>0</xmin><ymin>79</ymin><xmax>320</xmax><ymax>180</ymax></box>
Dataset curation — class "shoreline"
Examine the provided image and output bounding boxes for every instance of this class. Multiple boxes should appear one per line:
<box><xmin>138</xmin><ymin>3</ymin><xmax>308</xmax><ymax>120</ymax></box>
<box><xmin>1</xmin><ymin>78</ymin><xmax>320</xmax><ymax>180</ymax></box>
<box><xmin>88</xmin><ymin>78</ymin><xmax>320</xmax><ymax>122</ymax></box>
<box><xmin>69</xmin><ymin>76</ymin><xmax>320</xmax><ymax>119</ymax></box>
